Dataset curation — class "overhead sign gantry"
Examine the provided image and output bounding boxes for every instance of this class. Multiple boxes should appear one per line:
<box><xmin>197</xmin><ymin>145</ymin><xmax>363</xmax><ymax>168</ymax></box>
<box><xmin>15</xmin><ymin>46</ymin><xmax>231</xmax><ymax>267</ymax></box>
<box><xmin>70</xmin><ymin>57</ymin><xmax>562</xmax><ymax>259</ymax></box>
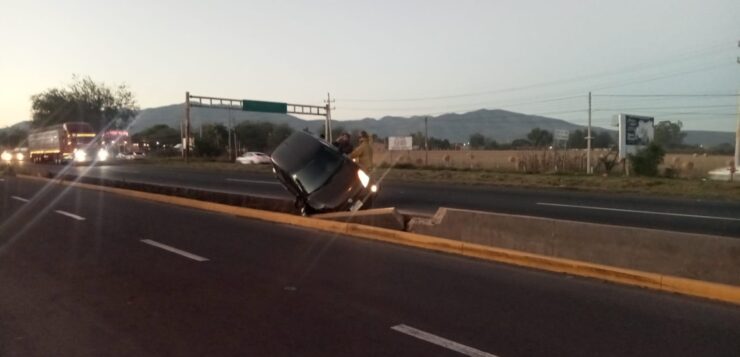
<box><xmin>183</xmin><ymin>92</ymin><xmax>334</xmax><ymax>162</ymax></box>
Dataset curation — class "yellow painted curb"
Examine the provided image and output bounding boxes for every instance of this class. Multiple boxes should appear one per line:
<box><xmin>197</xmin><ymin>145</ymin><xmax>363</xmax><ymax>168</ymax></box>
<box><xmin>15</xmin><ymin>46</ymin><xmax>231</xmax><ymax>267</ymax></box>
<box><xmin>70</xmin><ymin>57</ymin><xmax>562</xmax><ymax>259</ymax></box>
<box><xmin>18</xmin><ymin>174</ymin><xmax>740</xmax><ymax>305</ymax></box>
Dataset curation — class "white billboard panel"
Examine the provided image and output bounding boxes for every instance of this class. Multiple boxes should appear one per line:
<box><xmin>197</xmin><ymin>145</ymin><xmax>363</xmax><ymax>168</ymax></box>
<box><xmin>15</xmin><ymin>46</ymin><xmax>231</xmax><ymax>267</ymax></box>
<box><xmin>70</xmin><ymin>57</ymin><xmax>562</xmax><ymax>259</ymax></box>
<box><xmin>618</xmin><ymin>114</ymin><xmax>654</xmax><ymax>158</ymax></box>
<box><xmin>388</xmin><ymin>136</ymin><xmax>413</xmax><ymax>151</ymax></box>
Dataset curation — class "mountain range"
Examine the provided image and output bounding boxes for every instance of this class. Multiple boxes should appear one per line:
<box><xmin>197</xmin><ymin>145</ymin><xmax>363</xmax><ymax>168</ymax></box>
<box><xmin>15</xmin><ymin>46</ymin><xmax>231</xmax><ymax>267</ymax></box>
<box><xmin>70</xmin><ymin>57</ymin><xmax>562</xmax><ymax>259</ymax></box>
<box><xmin>129</xmin><ymin>103</ymin><xmax>734</xmax><ymax>147</ymax></box>
<box><xmin>3</xmin><ymin>104</ymin><xmax>735</xmax><ymax>148</ymax></box>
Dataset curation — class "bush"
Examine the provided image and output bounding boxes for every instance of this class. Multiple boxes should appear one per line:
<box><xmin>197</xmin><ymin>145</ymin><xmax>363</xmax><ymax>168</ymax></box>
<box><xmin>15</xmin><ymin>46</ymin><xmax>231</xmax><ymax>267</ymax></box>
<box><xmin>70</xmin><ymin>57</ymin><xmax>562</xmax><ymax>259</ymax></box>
<box><xmin>629</xmin><ymin>143</ymin><xmax>665</xmax><ymax>177</ymax></box>
<box><xmin>194</xmin><ymin>137</ymin><xmax>224</xmax><ymax>157</ymax></box>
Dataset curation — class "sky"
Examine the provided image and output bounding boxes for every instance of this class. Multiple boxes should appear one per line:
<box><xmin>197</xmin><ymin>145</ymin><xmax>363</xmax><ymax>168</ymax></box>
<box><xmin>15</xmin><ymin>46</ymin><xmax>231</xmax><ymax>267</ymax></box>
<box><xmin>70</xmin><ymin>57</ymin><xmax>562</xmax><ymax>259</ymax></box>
<box><xmin>1</xmin><ymin>0</ymin><xmax>739</xmax><ymax>131</ymax></box>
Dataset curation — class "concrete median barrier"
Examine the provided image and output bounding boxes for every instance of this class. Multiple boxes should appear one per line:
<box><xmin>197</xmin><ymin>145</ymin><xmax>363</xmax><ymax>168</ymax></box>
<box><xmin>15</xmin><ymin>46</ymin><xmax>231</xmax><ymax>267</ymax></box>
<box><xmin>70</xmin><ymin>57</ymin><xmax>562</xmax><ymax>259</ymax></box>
<box><xmin>313</xmin><ymin>207</ymin><xmax>406</xmax><ymax>231</ymax></box>
<box><xmin>408</xmin><ymin>208</ymin><xmax>740</xmax><ymax>286</ymax></box>
<box><xmin>24</xmin><ymin>172</ymin><xmax>297</xmax><ymax>214</ymax></box>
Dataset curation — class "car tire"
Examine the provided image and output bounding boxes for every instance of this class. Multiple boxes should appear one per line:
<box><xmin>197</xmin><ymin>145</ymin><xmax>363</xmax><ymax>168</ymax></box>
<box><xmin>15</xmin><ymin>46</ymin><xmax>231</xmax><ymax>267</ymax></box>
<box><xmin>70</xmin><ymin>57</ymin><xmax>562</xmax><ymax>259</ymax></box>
<box><xmin>295</xmin><ymin>199</ymin><xmax>314</xmax><ymax>216</ymax></box>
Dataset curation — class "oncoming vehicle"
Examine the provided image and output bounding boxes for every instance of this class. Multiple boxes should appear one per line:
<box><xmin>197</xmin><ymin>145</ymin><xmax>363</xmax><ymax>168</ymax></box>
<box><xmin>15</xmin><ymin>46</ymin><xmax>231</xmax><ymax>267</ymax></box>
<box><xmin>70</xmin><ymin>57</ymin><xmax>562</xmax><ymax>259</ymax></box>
<box><xmin>1</xmin><ymin>148</ymin><xmax>25</xmax><ymax>163</ymax></box>
<box><xmin>270</xmin><ymin>131</ymin><xmax>378</xmax><ymax>215</ymax></box>
<box><xmin>27</xmin><ymin>122</ymin><xmax>109</xmax><ymax>164</ymax></box>
<box><xmin>236</xmin><ymin>152</ymin><xmax>271</xmax><ymax>165</ymax></box>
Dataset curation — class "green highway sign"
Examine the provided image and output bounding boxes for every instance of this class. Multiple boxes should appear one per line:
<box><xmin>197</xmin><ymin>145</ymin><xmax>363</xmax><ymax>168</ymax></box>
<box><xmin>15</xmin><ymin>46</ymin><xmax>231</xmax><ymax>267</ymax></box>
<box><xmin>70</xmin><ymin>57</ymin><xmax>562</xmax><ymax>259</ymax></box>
<box><xmin>242</xmin><ymin>100</ymin><xmax>288</xmax><ymax>114</ymax></box>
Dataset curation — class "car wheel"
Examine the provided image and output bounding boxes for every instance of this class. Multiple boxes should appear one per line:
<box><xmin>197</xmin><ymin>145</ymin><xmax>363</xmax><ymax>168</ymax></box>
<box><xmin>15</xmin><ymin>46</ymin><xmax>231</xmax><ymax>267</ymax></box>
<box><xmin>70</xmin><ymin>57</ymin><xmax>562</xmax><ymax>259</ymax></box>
<box><xmin>295</xmin><ymin>199</ymin><xmax>314</xmax><ymax>216</ymax></box>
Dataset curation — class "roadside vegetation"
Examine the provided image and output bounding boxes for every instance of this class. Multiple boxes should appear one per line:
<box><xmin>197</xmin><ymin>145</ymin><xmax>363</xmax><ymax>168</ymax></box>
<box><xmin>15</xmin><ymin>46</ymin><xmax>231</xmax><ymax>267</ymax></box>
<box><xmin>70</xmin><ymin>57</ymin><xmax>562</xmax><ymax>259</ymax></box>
<box><xmin>4</xmin><ymin>80</ymin><xmax>736</xmax><ymax>201</ymax></box>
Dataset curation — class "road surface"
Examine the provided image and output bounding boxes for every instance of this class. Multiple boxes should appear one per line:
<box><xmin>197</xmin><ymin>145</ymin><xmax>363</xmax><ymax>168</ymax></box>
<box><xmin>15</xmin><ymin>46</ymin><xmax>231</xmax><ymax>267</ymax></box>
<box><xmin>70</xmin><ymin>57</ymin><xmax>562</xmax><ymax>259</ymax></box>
<box><xmin>1</xmin><ymin>176</ymin><xmax>739</xmax><ymax>356</ymax></box>
<box><xmin>19</xmin><ymin>163</ymin><xmax>740</xmax><ymax>237</ymax></box>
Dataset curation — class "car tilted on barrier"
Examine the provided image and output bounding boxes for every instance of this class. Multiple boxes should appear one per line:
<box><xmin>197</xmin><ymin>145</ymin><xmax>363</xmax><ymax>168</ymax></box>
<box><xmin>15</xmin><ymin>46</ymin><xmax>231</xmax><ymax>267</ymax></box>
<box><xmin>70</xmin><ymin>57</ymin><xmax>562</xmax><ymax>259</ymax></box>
<box><xmin>270</xmin><ymin>131</ymin><xmax>378</xmax><ymax>215</ymax></box>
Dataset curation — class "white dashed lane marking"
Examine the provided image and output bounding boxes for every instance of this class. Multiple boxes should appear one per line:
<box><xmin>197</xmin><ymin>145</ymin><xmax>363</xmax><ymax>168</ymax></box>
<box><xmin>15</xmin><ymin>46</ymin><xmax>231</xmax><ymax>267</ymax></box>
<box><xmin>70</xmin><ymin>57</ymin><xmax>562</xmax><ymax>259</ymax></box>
<box><xmin>140</xmin><ymin>239</ymin><xmax>209</xmax><ymax>262</ymax></box>
<box><xmin>55</xmin><ymin>210</ymin><xmax>86</xmax><ymax>221</ymax></box>
<box><xmin>392</xmin><ymin>324</ymin><xmax>499</xmax><ymax>357</ymax></box>
<box><xmin>536</xmin><ymin>202</ymin><xmax>740</xmax><ymax>222</ymax></box>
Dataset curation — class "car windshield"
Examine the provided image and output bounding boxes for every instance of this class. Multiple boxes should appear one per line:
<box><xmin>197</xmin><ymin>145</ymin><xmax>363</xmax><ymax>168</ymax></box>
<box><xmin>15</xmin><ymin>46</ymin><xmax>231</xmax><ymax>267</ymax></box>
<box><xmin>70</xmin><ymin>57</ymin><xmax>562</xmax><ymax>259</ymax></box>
<box><xmin>292</xmin><ymin>145</ymin><xmax>343</xmax><ymax>194</ymax></box>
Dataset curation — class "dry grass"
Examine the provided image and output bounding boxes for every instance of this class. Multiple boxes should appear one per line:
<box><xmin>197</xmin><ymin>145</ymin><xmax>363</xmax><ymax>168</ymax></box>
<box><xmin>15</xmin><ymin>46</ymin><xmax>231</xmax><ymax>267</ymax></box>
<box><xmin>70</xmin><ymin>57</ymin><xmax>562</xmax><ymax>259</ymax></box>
<box><xmin>376</xmin><ymin>149</ymin><xmax>734</xmax><ymax>178</ymax></box>
<box><xmin>377</xmin><ymin>167</ymin><xmax>740</xmax><ymax>201</ymax></box>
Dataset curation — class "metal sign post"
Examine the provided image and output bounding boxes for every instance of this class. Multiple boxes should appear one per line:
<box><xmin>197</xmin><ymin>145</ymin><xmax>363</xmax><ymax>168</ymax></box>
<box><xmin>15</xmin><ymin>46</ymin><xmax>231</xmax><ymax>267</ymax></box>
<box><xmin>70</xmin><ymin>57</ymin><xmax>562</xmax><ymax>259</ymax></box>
<box><xmin>183</xmin><ymin>93</ymin><xmax>332</xmax><ymax>162</ymax></box>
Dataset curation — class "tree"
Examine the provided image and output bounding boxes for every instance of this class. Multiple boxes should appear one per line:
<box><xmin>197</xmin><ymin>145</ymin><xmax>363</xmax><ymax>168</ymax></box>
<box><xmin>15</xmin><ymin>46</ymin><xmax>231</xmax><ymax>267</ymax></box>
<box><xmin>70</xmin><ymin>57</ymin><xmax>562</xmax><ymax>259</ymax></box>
<box><xmin>428</xmin><ymin>137</ymin><xmax>451</xmax><ymax>150</ymax></box>
<box><xmin>0</xmin><ymin>129</ymin><xmax>28</xmax><ymax>148</ymax></box>
<box><xmin>592</xmin><ymin>131</ymin><xmax>615</xmax><ymax>148</ymax></box>
<box><xmin>132</xmin><ymin>125</ymin><xmax>180</xmax><ymax>147</ymax></box>
<box><xmin>469</xmin><ymin>133</ymin><xmax>486</xmax><ymax>149</ymax></box>
<box><xmin>484</xmin><ymin>140</ymin><xmax>499</xmax><ymax>150</ymax></box>
<box><xmin>653</xmin><ymin>120</ymin><xmax>686</xmax><ymax>149</ymax></box>
<box><xmin>511</xmin><ymin>138</ymin><xmax>532</xmax><ymax>148</ymax></box>
<box><xmin>30</xmin><ymin>75</ymin><xmax>138</xmax><ymax>131</ymax></box>
<box><xmin>194</xmin><ymin>123</ymin><xmax>229</xmax><ymax>157</ymax></box>
<box><xmin>234</xmin><ymin>121</ymin><xmax>294</xmax><ymax>153</ymax></box>
<box><xmin>629</xmin><ymin>142</ymin><xmax>665</xmax><ymax>177</ymax></box>
<box><xmin>567</xmin><ymin>129</ymin><xmax>587</xmax><ymax>149</ymax></box>
<box><xmin>526</xmin><ymin>128</ymin><xmax>553</xmax><ymax>147</ymax></box>
<box><xmin>268</xmin><ymin>124</ymin><xmax>294</xmax><ymax>150</ymax></box>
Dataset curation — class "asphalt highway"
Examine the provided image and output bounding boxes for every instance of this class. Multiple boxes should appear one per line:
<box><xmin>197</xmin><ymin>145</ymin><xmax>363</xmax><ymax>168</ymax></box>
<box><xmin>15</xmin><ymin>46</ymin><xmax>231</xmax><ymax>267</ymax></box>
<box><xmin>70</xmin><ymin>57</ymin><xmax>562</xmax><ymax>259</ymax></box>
<box><xmin>1</xmin><ymin>176</ymin><xmax>739</xmax><ymax>356</ymax></box>
<box><xmin>19</xmin><ymin>163</ymin><xmax>740</xmax><ymax>237</ymax></box>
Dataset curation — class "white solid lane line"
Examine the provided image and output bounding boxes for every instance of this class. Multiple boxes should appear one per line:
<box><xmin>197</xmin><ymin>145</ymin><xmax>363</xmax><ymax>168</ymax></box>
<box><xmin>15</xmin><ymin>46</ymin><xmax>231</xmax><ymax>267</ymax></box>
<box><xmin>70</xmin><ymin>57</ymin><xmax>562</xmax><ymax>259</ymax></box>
<box><xmin>226</xmin><ymin>178</ymin><xmax>280</xmax><ymax>185</ymax></box>
<box><xmin>391</xmin><ymin>324</ymin><xmax>499</xmax><ymax>357</ymax></box>
<box><xmin>11</xmin><ymin>196</ymin><xmax>29</xmax><ymax>203</ymax></box>
<box><xmin>55</xmin><ymin>210</ymin><xmax>86</xmax><ymax>221</ymax></box>
<box><xmin>140</xmin><ymin>239</ymin><xmax>209</xmax><ymax>262</ymax></box>
<box><xmin>536</xmin><ymin>202</ymin><xmax>740</xmax><ymax>222</ymax></box>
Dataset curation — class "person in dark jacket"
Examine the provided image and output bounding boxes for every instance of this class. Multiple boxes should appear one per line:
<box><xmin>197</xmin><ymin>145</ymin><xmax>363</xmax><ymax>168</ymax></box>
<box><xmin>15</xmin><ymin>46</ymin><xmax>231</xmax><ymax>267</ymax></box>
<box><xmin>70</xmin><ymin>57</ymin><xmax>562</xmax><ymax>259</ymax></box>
<box><xmin>332</xmin><ymin>132</ymin><xmax>354</xmax><ymax>155</ymax></box>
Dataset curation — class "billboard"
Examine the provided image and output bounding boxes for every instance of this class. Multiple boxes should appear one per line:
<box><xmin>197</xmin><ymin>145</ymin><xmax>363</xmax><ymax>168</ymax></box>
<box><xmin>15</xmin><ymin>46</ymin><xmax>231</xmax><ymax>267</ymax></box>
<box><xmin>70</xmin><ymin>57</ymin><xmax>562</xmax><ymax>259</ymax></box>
<box><xmin>554</xmin><ymin>129</ymin><xmax>569</xmax><ymax>142</ymax></box>
<box><xmin>618</xmin><ymin>114</ymin><xmax>654</xmax><ymax>158</ymax></box>
<box><xmin>388</xmin><ymin>136</ymin><xmax>413</xmax><ymax>151</ymax></box>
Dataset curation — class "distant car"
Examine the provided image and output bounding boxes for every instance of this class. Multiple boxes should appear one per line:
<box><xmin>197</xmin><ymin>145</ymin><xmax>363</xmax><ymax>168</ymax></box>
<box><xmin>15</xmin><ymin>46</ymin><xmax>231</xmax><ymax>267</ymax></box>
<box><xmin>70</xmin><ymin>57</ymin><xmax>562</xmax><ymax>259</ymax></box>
<box><xmin>236</xmin><ymin>152</ymin><xmax>271</xmax><ymax>165</ymax></box>
<box><xmin>116</xmin><ymin>152</ymin><xmax>133</xmax><ymax>160</ymax></box>
<box><xmin>270</xmin><ymin>131</ymin><xmax>378</xmax><ymax>215</ymax></box>
<box><xmin>115</xmin><ymin>151</ymin><xmax>145</xmax><ymax>160</ymax></box>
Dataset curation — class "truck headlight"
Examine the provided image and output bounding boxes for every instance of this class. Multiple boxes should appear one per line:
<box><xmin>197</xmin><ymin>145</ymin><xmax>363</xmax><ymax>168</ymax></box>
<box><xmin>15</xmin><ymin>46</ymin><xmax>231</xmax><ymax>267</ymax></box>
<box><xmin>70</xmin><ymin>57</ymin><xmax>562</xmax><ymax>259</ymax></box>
<box><xmin>15</xmin><ymin>152</ymin><xmax>24</xmax><ymax>161</ymax></box>
<box><xmin>1</xmin><ymin>151</ymin><xmax>11</xmax><ymax>161</ymax></box>
<box><xmin>74</xmin><ymin>149</ymin><xmax>87</xmax><ymax>162</ymax></box>
<box><xmin>97</xmin><ymin>149</ymin><xmax>109</xmax><ymax>161</ymax></box>
<box><xmin>357</xmin><ymin>169</ymin><xmax>370</xmax><ymax>188</ymax></box>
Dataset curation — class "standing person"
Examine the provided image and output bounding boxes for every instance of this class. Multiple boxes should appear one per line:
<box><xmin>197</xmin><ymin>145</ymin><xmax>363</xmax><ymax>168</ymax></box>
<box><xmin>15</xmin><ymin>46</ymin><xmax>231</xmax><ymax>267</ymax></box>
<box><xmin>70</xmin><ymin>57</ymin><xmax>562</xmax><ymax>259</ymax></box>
<box><xmin>332</xmin><ymin>132</ymin><xmax>354</xmax><ymax>155</ymax></box>
<box><xmin>350</xmin><ymin>131</ymin><xmax>373</xmax><ymax>171</ymax></box>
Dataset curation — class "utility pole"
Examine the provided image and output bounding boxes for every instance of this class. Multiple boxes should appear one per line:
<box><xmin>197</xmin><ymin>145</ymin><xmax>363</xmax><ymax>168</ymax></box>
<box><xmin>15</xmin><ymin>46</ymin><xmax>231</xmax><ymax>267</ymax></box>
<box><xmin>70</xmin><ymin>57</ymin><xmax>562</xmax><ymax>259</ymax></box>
<box><xmin>587</xmin><ymin>92</ymin><xmax>592</xmax><ymax>174</ymax></box>
<box><xmin>734</xmin><ymin>40</ymin><xmax>739</xmax><ymax>173</ymax></box>
<box><xmin>325</xmin><ymin>93</ymin><xmax>334</xmax><ymax>142</ymax></box>
<box><xmin>227</xmin><ymin>108</ymin><xmax>232</xmax><ymax>162</ymax></box>
<box><xmin>185</xmin><ymin>91</ymin><xmax>191</xmax><ymax>163</ymax></box>
<box><xmin>424</xmin><ymin>116</ymin><xmax>429</xmax><ymax>166</ymax></box>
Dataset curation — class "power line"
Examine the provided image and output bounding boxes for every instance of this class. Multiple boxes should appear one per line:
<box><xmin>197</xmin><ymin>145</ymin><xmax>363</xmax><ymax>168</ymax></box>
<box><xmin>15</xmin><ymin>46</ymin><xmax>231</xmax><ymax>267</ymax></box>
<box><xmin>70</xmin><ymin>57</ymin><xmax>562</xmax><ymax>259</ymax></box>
<box><xmin>341</xmin><ymin>94</ymin><xmax>583</xmax><ymax>112</ymax></box>
<box><xmin>593</xmin><ymin>104</ymin><xmax>736</xmax><ymax>110</ymax></box>
<box><xmin>593</xmin><ymin>94</ymin><xmax>740</xmax><ymax>97</ymax></box>
<box><xmin>337</xmin><ymin>41</ymin><xmax>735</xmax><ymax>103</ymax></box>
<box><xmin>589</xmin><ymin>62</ymin><xmax>733</xmax><ymax>91</ymax></box>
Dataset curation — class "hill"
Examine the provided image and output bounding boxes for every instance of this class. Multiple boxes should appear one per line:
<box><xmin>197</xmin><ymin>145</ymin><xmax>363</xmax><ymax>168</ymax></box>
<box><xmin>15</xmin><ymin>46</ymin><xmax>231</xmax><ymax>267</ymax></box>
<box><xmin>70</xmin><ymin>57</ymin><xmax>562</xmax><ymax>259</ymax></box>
<box><xmin>129</xmin><ymin>105</ymin><xmax>605</xmax><ymax>143</ymax></box>
<box><xmin>8</xmin><ymin>105</ymin><xmax>732</xmax><ymax>147</ymax></box>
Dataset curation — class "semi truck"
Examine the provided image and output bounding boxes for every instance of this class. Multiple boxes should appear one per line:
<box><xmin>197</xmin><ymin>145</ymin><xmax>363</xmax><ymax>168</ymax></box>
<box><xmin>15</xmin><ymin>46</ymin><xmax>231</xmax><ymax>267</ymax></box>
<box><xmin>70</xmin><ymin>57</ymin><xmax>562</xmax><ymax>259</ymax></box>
<box><xmin>28</xmin><ymin>122</ymin><xmax>108</xmax><ymax>163</ymax></box>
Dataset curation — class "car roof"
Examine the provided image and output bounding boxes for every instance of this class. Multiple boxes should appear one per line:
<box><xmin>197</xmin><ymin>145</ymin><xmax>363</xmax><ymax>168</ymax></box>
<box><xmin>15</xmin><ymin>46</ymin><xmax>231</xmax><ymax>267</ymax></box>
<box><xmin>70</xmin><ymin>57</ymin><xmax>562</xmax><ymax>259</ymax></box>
<box><xmin>271</xmin><ymin>131</ymin><xmax>334</xmax><ymax>173</ymax></box>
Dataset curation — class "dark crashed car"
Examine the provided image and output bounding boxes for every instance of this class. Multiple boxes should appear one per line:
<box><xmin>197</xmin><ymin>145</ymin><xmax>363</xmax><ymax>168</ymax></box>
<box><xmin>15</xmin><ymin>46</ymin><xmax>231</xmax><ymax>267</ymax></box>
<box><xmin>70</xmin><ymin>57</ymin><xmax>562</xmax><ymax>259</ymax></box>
<box><xmin>271</xmin><ymin>131</ymin><xmax>378</xmax><ymax>215</ymax></box>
